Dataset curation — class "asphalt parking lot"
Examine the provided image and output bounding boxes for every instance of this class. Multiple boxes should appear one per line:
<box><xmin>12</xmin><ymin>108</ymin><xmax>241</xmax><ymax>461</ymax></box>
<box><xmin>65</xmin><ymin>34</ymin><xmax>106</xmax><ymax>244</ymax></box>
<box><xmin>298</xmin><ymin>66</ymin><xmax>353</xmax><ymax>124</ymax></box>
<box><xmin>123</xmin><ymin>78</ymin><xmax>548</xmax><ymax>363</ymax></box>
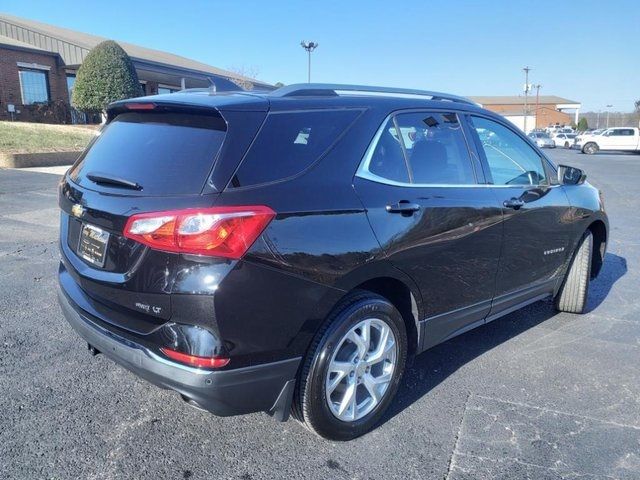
<box><xmin>1</xmin><ymin>148</ymin><xmax>638</xmax><ymax>480</ymax></box>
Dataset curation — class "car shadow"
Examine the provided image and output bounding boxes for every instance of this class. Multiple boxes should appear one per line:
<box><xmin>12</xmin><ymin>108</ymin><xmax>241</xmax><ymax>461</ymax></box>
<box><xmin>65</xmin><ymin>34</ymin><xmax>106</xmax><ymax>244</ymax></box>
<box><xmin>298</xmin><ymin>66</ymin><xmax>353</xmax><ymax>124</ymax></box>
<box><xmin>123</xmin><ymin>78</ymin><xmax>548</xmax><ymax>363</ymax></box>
<box><xmin>587</xmin><ymin>252</ymin><xmax>627</xmax><ymax>312</ymax></box>
<box><xmin>378</xmin><ymin>252</ymin><xmax>627</xmax><ymax>427</ymax></box>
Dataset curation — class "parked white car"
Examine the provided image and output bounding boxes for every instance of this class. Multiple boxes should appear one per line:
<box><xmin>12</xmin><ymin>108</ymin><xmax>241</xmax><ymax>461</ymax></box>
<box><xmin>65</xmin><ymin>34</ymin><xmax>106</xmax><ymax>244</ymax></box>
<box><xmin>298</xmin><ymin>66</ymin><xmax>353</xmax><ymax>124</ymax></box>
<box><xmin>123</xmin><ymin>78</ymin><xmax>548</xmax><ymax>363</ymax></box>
<box><xmin>553</xmin><ymin>132</ymin><xmax>577</xmax><ymax>148</ymax></box>
<box><xmin>546</xmin><ymin>125</ymin><xmax>573</xmax><ymax>135</ymax></box>
<box><xmin>528</xmin><ymin>131</ymin><xmax>555</xmax><ymax>148</ymax></box>
<box><xmin>576</xmin><ymin>127</ymin><xmax>640</xmax><ymax>154</ymax></box>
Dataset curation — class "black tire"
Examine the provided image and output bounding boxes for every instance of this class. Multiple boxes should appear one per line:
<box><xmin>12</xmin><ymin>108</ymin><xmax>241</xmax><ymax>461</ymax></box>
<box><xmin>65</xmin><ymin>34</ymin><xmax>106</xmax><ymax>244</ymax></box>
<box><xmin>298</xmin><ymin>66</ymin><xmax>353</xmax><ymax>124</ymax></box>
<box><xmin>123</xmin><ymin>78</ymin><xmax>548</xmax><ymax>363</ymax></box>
<box><xmin>564</xmin><ymin>141</ymin><xmax>570</xmax><ymax>148</ymax></box>
<box><xmin>555</xmin><ymin>231</ymin><xmax>593</xmax><ymax>314</ymax></box>
<box><xmin>582</xmin><ymin>142</ymin><xmax>598</xmax><ymax>155</ymax></box>
<box><xmin>293</xmin><ymin>291</ymin><xmax>407</xmax><ymax>440</ymax></box>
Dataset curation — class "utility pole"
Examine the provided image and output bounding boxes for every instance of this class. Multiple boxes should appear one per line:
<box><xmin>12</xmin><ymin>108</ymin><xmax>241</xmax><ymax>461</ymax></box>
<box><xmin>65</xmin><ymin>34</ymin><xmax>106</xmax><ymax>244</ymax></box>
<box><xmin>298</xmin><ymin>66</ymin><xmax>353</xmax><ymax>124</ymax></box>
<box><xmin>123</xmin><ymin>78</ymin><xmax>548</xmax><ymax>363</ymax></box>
<box><xmin>596</xmin><ymin>111</ymin><xmax>601</xmax><ymax>129</ymax></box>
<box><xmin>523</xmin><ymin>66</ymin><xmax>531</xmax><ymax>133</ymax></box>
<box><xmin>606</xmin><ymin>104</ymin><xmax>613</xmax><ymax>128</ymax></box>
<box><xmin>300</xmin><ymin>41</ymin><xmax>318</xmax><ymax>83</ymax></box>
<box><xmin>534</xmin><ymin>84</ymin><xmax>542</xmax><ymax>130</ymax></box>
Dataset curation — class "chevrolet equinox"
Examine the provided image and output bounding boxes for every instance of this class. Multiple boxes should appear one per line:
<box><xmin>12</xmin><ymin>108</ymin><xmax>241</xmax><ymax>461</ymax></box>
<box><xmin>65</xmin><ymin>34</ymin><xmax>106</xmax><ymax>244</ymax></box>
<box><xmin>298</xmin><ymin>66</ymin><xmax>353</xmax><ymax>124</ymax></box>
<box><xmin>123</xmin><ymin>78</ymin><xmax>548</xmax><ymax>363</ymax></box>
<box><xmin>58</xmin><ymin>84</ymin><xmax>608</xmax><ymax>440</ymax></box>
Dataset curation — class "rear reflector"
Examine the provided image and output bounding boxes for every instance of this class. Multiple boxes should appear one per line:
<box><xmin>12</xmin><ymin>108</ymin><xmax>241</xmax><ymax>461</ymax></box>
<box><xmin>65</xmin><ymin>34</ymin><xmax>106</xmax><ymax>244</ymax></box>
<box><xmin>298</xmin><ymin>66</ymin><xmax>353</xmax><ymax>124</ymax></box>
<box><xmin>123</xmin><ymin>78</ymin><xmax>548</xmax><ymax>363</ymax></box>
<box><xmin>160</xmin><ymin>347</ymin><xmax>230</xmax><ymax>369</ymax></box>
<box><xmin>123</xmin><ymin>206</ymin><xmax>275</xmax><ymax>259</ymax></box>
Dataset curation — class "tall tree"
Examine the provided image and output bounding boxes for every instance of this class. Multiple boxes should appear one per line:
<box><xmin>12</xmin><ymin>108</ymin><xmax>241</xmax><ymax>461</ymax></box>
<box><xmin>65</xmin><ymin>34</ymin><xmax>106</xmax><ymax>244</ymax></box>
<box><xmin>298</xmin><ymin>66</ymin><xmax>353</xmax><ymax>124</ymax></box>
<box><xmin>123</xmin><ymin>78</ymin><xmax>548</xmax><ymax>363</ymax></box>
<box><xmin>72</xmin><ymin>40</ymin><xmax>142</xmax><ymax>115</ymax></box>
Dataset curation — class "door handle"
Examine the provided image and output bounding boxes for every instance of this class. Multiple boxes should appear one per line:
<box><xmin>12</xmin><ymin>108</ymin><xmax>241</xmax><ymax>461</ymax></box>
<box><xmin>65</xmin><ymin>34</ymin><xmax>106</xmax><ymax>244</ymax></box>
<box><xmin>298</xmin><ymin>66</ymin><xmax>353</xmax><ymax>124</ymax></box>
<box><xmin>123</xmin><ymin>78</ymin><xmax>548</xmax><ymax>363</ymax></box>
<box><xmin>503</xmin><ymin>197</ymin><xmax>525</xmax><ymax>210</ymax></box>
<box><xmin>386</xmin><ymin>201</ymin><xmax>421</xmax><ymax>214</ymax></box>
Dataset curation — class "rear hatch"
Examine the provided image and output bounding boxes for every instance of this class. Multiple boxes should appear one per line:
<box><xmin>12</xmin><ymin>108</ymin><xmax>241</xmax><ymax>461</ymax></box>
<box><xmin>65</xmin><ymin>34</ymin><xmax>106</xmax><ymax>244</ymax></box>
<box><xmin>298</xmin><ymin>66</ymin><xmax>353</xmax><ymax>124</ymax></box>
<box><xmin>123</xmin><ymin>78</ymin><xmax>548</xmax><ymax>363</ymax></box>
<box><xmin>59</xmin><ymin>98</ymin><xmax>267</xmax><ymax>331</ymax></box>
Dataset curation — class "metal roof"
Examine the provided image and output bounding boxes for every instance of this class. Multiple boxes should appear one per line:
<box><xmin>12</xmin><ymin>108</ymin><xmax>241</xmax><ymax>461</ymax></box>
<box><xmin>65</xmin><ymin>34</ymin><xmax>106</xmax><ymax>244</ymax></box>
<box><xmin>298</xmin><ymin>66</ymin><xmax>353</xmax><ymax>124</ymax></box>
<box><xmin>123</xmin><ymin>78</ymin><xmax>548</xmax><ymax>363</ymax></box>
<box><xmin>108</xmin><ymin>86</ymin><xmax>493</xmax><ymax>118</ymax></box>
<box><xmin>0</xmin><ymin>12</ymin><xmax>271</xmax><ymax>88</ymax></box>
<box><xmin>0</xmin><ymin>33</ymin><xmax>49</xmax><ymax>52</ymax></box>
<box><xmin>469</xmin><ymin>95</ymin><xmax>580</xmax><ymax>106</ymax></box>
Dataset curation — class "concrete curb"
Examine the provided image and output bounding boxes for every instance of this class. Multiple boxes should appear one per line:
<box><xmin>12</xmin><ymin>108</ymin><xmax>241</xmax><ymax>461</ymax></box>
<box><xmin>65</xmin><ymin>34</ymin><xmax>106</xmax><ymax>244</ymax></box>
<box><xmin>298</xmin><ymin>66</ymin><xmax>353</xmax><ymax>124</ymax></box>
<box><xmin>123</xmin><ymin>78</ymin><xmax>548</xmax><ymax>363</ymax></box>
<box><xmin>0</xmin><ymin>151</ymin><xmax>82</xmax><ymax>168</ymax></box>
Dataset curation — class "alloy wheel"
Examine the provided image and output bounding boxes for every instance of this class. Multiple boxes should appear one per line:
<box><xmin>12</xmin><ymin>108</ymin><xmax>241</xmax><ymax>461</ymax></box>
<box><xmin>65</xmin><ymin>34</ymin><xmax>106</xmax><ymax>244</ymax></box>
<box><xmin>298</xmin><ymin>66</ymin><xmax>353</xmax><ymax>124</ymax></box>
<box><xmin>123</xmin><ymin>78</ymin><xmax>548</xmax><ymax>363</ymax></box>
<box><xmin>325</xmin><ymin>318</ymin><xmax>397</xmax><ymax>422</ymax></box>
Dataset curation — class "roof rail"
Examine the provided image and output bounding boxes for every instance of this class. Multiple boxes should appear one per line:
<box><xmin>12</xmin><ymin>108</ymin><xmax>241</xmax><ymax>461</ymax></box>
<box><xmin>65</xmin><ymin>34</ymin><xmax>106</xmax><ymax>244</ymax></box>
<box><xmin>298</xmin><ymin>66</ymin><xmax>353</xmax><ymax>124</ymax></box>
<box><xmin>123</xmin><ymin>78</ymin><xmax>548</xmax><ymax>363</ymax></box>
<box><xmin>270</xmin><ymin>83</ymin><xmax>476</xmax><ymax>105</ymax></box>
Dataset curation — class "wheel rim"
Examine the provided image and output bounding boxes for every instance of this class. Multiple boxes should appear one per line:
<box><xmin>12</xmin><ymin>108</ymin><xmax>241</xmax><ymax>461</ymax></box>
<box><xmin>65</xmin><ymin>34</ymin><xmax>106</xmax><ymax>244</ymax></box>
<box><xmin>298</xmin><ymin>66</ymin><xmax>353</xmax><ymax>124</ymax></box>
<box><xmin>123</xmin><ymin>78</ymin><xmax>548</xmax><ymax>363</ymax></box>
<box><xmin>325</xmin><ymin>318</ymin><xmax>397</xmax><ymax>422</ymax></box>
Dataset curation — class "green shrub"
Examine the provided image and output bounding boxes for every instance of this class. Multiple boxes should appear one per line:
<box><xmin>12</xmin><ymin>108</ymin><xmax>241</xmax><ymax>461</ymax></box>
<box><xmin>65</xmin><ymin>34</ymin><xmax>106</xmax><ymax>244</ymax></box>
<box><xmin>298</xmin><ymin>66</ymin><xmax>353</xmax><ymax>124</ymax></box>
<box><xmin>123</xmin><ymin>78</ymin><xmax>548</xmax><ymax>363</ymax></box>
<box><xmin>577</xmin><ymin>117</ymin><xmax>589</xmax><ymax>131</ymax></box>
<box><xmin>72</xmin><ymin>40</ymin><xmax>142</xmax><ymax>114</ymax></box>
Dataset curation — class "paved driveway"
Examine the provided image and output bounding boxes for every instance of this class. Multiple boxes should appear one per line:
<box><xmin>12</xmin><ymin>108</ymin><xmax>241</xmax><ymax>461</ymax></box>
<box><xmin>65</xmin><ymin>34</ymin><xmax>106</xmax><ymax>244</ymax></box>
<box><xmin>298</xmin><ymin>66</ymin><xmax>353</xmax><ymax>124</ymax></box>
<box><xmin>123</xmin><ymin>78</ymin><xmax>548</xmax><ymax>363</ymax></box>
<box><xmin>1</xmin><ymin>149</ymin><xmax>638</xmax><ymax>479</ymax></box>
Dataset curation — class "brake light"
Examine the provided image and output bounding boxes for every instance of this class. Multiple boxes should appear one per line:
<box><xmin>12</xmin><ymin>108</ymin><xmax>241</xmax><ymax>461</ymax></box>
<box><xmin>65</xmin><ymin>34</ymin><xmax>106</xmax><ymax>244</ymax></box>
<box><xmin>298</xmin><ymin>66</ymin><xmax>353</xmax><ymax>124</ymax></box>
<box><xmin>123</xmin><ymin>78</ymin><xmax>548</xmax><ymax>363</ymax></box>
<box><xmin>123</xmin><ymin>206</ymin><xmax>275</xmax><ymax>259</ymax></box>
<box><xmin>160</xmin><ymin>347</ymin><xmax>230</xmax><ymax>369</ymax></box>
<box><xmin>125</xmin><ymin>102</ymin><xmax>156</xmax><ymax>110</ymax></box>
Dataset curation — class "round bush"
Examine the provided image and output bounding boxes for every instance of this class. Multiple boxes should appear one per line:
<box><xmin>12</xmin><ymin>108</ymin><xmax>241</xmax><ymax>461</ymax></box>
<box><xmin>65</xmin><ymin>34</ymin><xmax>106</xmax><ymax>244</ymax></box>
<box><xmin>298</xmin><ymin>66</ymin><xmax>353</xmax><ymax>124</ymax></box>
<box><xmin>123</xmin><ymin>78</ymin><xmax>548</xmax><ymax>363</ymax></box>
<box><xmin>72</xmin><ymin>40</ymin><xmax>142</xmax><ymax>113</ymax></box>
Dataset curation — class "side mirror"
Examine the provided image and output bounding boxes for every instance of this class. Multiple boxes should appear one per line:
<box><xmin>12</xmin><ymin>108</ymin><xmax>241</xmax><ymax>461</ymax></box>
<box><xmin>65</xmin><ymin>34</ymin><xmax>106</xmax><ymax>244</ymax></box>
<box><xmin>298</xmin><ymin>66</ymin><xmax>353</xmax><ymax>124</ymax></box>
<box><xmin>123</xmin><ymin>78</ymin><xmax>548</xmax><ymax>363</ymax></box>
<box><xmin>558</xmin><ymin>164</ymin><xmax>587</xmax><ymax>185</ymax></box>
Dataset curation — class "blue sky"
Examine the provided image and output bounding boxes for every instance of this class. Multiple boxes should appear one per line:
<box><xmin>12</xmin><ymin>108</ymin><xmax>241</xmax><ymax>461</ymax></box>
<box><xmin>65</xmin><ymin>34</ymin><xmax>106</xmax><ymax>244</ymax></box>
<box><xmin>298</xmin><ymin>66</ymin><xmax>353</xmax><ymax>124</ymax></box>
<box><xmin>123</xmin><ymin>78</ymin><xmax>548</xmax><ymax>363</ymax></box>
<box><xmin>3</xmin><ymin>0</ymin><xmax>638</xmax><ymax>111</ymax></box>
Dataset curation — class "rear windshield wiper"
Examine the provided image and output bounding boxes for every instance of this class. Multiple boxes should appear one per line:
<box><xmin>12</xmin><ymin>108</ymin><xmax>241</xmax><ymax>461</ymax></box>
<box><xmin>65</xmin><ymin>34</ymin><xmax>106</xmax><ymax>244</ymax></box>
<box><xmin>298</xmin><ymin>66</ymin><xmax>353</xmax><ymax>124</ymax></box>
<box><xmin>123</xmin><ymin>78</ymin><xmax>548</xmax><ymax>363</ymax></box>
<box><xmin>86</xmin><ymin>172</ymin><xmax>142</xmax><ymax>190</ymax></box>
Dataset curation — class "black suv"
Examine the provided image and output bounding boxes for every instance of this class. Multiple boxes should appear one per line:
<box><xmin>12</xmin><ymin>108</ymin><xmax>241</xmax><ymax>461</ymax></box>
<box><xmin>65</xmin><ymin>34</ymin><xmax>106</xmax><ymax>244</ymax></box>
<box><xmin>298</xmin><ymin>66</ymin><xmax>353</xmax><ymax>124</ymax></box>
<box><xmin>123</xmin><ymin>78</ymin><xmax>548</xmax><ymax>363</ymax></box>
<box><xmin>58</xmin><ymin>84</ymin><xmax>608</xmax><ymax>440</ymax></box>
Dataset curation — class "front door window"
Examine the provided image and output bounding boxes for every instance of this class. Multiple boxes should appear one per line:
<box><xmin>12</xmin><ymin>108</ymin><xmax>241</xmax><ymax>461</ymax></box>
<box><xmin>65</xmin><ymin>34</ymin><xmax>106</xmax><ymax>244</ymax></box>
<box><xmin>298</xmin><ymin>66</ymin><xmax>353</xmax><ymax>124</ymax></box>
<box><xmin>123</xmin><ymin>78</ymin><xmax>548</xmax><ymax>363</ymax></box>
<box><xmin>470</xmin><ymin>116</ymin><xmax>548</xmax><ymax>186</ymax></box>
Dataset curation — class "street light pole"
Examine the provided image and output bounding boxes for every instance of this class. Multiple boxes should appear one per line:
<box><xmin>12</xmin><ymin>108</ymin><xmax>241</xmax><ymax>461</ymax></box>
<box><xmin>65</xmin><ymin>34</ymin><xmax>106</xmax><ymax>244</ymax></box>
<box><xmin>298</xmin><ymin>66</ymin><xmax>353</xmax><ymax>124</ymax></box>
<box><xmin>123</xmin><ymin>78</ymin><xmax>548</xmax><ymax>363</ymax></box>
<box><xmin>534</xmin><ymin>84</ymin><xmax>542</xmax><ymax>130</ymax></box>
<box><xmin>523</xmin><ymin>66</ymin><xmax>531</xmax><ymax>133</ymax></box>
<box><xmin>606</xmin><ymin>104</ymin><xmax>613</xmax><ymax>128</ymax></box>
<box><xmin>300</xmin><ymin>41</ymin><xmax>318</xmax><ymax>83</ymax></box>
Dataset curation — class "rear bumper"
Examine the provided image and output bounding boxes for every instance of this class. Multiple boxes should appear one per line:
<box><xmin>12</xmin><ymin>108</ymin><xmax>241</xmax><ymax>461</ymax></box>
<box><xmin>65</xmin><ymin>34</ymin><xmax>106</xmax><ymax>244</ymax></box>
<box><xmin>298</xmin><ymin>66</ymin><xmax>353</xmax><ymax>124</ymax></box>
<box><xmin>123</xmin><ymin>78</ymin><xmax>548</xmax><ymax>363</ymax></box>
<box><xmin>57</xmin><ymin>285</ymin><xmax>300</xmax><ymax>418</ymax></box>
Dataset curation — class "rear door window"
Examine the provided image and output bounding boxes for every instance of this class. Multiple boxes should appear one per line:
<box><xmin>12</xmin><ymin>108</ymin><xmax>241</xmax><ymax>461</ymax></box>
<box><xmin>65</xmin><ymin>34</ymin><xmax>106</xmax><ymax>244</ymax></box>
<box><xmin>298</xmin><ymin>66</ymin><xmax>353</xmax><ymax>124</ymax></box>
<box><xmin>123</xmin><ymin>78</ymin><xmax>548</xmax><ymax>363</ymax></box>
<box><xmin>70</xmin><ymin>112</ymin><xmax>226</xmax><ymax>195</ymax></box>
<box><xmin>229</xmin><ymin>109</ymin><xmax>361</xmax><ymax>188</ymax></box>
<box><xmin>366</xmin><ymin>117</ymin><xmax>410</xmax><ymax>183</ymax></box>
<box><xmin>394</xmin><ymin>112</ymin><xmax>476</xmax><ymax>185</ymax></box>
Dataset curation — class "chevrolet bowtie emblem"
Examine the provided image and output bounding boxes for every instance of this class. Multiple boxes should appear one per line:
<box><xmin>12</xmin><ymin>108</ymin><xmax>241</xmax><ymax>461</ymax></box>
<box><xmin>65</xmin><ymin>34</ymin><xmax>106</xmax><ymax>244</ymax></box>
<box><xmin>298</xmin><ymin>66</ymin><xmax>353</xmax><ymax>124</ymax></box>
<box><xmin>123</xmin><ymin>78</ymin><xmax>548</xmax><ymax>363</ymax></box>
<box><xmin>71</xmin><ymin>204</ymin><xmax>85</xmax><ymax>218</ymax></box>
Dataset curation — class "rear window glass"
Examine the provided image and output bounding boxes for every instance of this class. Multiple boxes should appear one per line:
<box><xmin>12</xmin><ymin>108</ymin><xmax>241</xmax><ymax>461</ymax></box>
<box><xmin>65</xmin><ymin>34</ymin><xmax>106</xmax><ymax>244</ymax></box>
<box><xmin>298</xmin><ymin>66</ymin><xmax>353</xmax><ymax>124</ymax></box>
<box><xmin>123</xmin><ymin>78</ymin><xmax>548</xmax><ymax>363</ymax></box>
<box><xmin>368</xmin><ymin>118</ymin><xmax>410</xmax><ymax>183</ymax></box>
<box><xmin>70</xmin><ymin>112</ymin><xmax>226</xmax><ymax>195</ymax></box>
<box><xmin>229</xmin><ymin>109</ymin><xmax>360</xmax><ymax>188</ymax></box>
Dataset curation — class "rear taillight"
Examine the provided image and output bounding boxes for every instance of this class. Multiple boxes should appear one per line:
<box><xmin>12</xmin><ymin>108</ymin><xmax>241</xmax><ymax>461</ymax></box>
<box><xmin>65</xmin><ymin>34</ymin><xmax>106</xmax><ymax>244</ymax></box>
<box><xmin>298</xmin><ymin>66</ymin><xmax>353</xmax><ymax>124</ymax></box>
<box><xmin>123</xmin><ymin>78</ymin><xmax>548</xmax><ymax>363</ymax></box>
<box><xmin>123</xmin><ymin>206</ymin><xmax>275</xmax><ymax>259</ymax></box>
<box><xmin>160</xmin><ymin>347</ymin><xmax>230</xmax><ymax>369</ymax></box>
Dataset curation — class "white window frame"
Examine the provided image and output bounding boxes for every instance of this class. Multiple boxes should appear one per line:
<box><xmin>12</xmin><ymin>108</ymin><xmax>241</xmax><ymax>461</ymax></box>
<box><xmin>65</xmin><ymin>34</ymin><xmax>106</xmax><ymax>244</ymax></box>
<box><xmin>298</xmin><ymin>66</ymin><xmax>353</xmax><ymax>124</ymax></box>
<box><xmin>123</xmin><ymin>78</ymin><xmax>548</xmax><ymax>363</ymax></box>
<box><xmin>17</xmin><ymin>61</ymin><xmax>51</xmax><ymax>71</ymax></box>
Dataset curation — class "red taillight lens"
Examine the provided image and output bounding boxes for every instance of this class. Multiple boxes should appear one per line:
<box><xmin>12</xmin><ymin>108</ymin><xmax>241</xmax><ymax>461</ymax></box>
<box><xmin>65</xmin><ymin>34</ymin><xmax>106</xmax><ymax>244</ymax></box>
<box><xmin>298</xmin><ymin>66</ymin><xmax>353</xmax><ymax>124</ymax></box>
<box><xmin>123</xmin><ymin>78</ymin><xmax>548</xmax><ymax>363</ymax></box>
<box><xmin>123</xmin><ymin>206</ymin><xmax>275</xmax><ymax>259</ymax></box>
<box><xmin>160</xmin><ymin>347</ymin><xmax>230</xmax><ymax>369</ymax></box>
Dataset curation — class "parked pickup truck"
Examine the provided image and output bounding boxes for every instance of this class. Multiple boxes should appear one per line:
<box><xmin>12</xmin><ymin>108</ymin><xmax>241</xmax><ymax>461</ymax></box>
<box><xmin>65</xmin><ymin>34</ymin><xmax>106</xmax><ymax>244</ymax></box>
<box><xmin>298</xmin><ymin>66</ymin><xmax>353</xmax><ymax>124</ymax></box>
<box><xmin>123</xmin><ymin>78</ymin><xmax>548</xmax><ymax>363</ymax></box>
<box><xmin>576</xmin><ymin>127</ymin><xmax>640</xmax><ymax>154</ymax></box>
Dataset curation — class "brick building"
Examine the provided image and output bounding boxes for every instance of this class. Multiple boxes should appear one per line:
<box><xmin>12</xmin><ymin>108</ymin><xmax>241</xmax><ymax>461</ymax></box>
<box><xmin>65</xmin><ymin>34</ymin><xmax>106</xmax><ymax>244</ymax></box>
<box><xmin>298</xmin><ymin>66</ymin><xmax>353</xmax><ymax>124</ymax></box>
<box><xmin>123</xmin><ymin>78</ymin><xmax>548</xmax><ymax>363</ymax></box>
<box><xmin>0</xmin><ymin>13</ymin><xmax>272</xmax><ymax>123</ymax></box>
<box><xmin>468</xmin><ymin>95</ymin><xmax>582</xmax><ymax>133</ymax></box>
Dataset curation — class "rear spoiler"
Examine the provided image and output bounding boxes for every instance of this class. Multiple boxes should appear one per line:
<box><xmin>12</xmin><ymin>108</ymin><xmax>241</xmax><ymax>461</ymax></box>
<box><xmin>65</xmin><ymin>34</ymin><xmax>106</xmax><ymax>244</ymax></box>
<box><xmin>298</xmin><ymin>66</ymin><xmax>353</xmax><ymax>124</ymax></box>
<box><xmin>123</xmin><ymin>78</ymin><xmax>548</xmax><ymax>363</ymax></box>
<box><xmin>107</xmin><ymin>92</ymin><xmax>269</xmax><ymax>123</ymax></box>
<box><xmin>106</xmin><ymin>100</ymin><xmax>225</xmax><ymax>124</ymax></box>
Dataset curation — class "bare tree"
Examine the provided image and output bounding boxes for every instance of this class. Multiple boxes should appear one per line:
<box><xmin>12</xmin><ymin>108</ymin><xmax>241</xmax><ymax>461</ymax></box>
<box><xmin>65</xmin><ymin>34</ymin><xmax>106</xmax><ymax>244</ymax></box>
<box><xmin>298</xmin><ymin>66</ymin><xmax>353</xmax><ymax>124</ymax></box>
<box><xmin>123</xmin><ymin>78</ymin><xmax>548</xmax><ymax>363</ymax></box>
<box><xmin>580</xmin><ymin>110</ymin><xmax>640</xmax><ymax>128</ymax></box>
<box><xmin>227</xmin><ymin>65</ymin><xmax>261</xmax><ymax>91</ymax></box>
